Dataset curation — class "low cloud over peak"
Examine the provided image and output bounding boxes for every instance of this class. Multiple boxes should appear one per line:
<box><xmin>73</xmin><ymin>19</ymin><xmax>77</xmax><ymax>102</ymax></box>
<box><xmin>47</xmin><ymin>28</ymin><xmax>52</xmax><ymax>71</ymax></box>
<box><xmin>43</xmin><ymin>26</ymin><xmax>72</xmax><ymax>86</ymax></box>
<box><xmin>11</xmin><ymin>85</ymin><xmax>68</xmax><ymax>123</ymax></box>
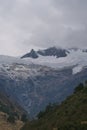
<box><xmin>0</xmin><ymin>0</ymin><xmax>87</xmax><ymax>56</ymax></box>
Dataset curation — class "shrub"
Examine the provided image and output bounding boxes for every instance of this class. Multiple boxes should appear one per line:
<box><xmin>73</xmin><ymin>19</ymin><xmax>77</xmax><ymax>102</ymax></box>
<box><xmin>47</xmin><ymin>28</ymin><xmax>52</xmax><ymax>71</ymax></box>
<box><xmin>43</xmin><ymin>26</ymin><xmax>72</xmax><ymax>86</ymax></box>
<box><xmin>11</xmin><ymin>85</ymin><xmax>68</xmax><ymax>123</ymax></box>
<box><xmin>7</xmin><ymin>115</ymin><xmax>15</xmax><ymax>123</ymax></box>
<box><xmin>74</xmin><ymin>83</ymin><xmax>84</xmax><ymax>93</ymax></box>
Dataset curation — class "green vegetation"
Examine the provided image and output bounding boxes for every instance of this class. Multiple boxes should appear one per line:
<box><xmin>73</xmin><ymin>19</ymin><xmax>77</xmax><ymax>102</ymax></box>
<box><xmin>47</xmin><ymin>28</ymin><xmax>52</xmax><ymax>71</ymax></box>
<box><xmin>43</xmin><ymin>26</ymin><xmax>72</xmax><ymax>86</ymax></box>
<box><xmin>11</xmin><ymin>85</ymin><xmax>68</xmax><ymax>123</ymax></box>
<box><xmin>74</xmin><ymin>83</ymin><xmax>84</xmax><ymax>93</ymax></box>
<box><xmin>21</xmin><ymin>82</ymin><xmax>87</xmax><ymax>130</ymax></box>
<box><xmin>7</xmin><ymin>115</ymin><xmax>16</xmax><ymax>123</ymax></box>
<box><xmin>0</xmin><ymin>101</ymin><xmax>20</xmax><ymax>123</ymax></box>
<box><xmin>0</xmin><ymin>93</ymin><xmax>29</xmax><ymax>124</ymax></box>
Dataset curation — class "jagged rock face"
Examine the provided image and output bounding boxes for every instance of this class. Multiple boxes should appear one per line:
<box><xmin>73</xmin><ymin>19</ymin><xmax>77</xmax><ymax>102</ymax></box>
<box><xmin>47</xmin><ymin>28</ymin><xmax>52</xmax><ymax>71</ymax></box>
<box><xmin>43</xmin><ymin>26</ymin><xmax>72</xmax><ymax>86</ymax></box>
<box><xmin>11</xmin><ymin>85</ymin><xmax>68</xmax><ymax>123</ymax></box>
<box><xmin>37</xmin><ymin>47</ymin><xmax>68</xmax><ymax>57</ymax></box>
<box><xmin>21</xmin><ymin>49</ymin><xmax>39</xmax><ymax>59</ymax></box>
<box><xmin>0</xmin><ymin>62</ymin><xmax>87</xmax><ymax>117</ymax></box>
<box><xmin>21</xmin><ymin>47</ymin><xmax>69</xmax><ymax>59</ymax></box>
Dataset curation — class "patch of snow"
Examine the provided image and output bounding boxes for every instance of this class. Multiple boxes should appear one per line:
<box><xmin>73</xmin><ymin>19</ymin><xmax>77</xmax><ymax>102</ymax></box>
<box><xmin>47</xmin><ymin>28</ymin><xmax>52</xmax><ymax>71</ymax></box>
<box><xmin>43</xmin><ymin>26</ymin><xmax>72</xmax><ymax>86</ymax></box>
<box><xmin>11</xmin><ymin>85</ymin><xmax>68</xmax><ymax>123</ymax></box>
<box><xmin>72</xmin><ymin>66</ymin><xmax>83</xmax><ymax>74</ymax></box>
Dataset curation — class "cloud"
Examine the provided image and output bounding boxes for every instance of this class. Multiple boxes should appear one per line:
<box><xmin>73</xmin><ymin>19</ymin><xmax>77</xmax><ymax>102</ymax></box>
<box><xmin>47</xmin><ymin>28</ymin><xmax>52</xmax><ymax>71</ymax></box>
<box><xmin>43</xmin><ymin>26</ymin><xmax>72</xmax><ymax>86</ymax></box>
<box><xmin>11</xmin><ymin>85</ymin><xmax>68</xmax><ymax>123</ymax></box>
<box><xmin>0</xmin><ymin>0</ymin><xmax>87</xmax><ymax>56</ymax></box>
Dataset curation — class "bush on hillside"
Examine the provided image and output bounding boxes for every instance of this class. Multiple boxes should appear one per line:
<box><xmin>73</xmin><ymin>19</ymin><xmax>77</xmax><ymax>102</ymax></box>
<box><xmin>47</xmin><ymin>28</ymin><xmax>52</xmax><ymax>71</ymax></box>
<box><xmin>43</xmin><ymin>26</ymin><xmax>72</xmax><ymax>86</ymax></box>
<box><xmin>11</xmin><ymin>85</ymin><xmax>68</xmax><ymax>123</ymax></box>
<box><xmin>7</xmin><ymin>115</ymin><xmax>15</xmax><ymax>123</ymax></box>
<box><xmin>74</xmin><ymin>83</ymin><xmax>84</xmax><ymax>93</ymax></box>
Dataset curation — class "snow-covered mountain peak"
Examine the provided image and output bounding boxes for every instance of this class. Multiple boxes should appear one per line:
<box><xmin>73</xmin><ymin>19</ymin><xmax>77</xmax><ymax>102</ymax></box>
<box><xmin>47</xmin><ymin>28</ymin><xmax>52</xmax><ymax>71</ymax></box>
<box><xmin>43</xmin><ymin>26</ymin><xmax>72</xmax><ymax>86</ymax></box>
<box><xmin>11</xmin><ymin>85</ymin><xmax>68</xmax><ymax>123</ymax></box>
<box><xmin>21</xmin><ymin>47</ymin><xmax>69</xmax><ymax>59</ymax></box>
<box><xmin>0</xmin><ymin>47</ymin><xmax>87</xmax><ymax>76</ymax></box>
<box><xmin>21</xmin><ymin>47</ymin><xmax>87</xmax><ymax>74</ymax></box>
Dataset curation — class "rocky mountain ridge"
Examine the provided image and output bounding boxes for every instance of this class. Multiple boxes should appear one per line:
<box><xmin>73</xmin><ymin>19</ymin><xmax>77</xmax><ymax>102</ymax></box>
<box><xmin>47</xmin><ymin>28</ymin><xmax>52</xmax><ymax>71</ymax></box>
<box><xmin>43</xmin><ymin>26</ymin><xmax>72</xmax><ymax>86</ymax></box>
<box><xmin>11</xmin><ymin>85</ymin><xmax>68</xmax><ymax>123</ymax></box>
<box><xmin>0</xmin><ymin>47</ymin><xmax>87</xmax><ymax>117</ymax></box>
<box><xmin>21</xmin><ymin>47</ymin><xmax>69</xmax><ymax>59</ymax></box>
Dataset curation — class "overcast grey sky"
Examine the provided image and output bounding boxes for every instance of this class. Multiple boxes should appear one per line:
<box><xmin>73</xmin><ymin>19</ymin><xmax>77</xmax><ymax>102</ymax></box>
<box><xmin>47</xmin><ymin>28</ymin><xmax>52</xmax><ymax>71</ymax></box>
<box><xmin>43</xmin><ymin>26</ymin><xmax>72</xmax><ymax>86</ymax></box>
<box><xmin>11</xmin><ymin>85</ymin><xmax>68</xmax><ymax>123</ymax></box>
<box><xmin>0</xmin><ymin>0</ymin><xmax>87</xmax><ymax>56</ymax></box>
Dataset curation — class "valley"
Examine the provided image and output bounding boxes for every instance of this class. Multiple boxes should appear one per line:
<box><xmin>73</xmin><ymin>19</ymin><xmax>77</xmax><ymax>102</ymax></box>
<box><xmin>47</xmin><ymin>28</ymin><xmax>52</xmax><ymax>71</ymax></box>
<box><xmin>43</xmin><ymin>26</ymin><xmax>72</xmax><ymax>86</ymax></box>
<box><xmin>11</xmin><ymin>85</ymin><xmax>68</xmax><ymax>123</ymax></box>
<box><xmin>0</xmin><ymin>47</ymin><xmax>87</xmax><ymax>118</ymax></box>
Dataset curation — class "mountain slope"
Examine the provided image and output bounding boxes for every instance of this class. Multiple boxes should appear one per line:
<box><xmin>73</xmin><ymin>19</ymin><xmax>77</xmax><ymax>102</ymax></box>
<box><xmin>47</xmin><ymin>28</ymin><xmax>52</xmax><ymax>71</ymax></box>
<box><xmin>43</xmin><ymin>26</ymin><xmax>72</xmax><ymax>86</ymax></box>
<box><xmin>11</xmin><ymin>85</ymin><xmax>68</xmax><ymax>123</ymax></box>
<box><xmin>21</xmin><ymin>83</ymin><xmax>87</xmax><ymax>130</ymax></box>
<box><xmin>0</xmin><ymin>91</ymin><xmax>26</xmax><ymax>116</ymax></box>
<box><xmin>0</xmin><ymin>113</ymin><xmax>23</xmax><ymax>130</ymax></box>
<box><xmin>0</xmin><ymin>92</ymin><xmax>26</xmax><ymax>130</ymax></box>
<box><xmin>0</xmin><ymin>47</ymin><xmax>87</xmax><ymax>117</ymax></box>
<box><xmin>1</xmin><ymin>61</ymin><xmax>87</xmax><ymax>118</ymax></box>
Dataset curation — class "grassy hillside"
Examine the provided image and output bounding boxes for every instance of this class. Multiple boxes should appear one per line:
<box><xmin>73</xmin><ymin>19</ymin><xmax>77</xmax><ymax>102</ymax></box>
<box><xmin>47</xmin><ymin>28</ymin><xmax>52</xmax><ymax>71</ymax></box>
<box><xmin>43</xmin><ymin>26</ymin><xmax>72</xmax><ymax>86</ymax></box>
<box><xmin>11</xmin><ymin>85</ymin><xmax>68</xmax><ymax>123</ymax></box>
<box><xmin>0</xmin><ymin>92</ymin><xmax>26</xmax><ymax>116</ymax></box>
<box><xmin>0</xmin><ymin>112</ymin><xmax>23</xmax><ymax>130</ymax></box>
<box><xmin>21</xmin><ymin>83</ymin><xmax>87</xmax><ymax>130</ymax></box>
<box><xmin>0</xmin><ymin>92</ymin><xmax>27</xmax><ymax>130</ymax></box>
<box><xmin>0</xmin><ymin>94</ymin><xmax>25</xmax><ymax>121</ymax></box>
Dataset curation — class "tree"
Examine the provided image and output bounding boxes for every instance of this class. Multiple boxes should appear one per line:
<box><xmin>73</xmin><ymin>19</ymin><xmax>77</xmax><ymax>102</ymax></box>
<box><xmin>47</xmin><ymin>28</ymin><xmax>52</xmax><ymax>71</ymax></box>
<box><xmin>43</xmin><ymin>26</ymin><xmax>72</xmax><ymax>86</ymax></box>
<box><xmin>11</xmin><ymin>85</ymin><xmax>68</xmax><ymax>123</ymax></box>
<box><xmin>37</xmin><ymin>111</ymin><xmax>45</xmax><ymax>119</ymax></box>
<box><xmin>74</xmin><ymin>83</ymin><xmax>84</xmax><ymax>93</ymax></box>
